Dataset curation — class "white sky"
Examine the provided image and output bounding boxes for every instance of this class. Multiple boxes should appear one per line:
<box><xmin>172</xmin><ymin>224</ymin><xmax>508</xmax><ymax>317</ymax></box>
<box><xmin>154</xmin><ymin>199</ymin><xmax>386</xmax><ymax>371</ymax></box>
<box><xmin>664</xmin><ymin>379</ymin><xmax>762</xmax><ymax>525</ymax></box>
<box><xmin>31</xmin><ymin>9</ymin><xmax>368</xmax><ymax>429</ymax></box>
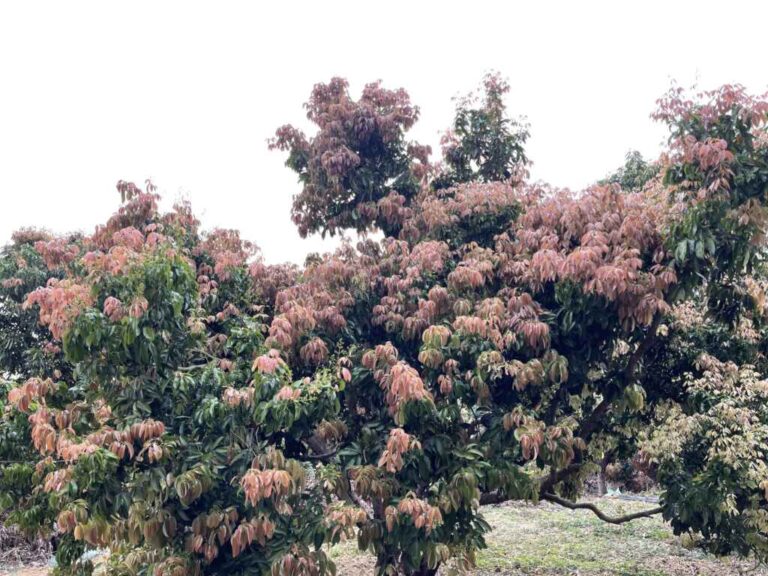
<box><xmin>1</xmin><ymin>1</ymin><xmax>766</xmax><ymax>264</ymax></box>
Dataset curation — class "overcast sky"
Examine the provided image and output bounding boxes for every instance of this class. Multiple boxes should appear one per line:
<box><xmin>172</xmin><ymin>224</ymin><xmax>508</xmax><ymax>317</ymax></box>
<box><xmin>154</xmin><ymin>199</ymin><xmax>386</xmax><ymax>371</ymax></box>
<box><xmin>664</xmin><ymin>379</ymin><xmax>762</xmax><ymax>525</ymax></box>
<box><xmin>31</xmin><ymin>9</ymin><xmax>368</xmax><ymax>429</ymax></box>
<box><xmin>1</xmin><ymin>1</ymin><xmax>766</xmax><ymax>264</ymax></box>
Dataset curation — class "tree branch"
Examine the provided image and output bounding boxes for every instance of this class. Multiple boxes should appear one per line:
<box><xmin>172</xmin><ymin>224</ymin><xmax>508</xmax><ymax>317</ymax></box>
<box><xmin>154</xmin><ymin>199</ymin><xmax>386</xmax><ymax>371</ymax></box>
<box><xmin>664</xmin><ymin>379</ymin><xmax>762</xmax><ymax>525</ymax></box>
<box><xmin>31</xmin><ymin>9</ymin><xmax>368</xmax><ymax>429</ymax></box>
<box><xmin>542</xmin><ymin>492</ymin><xmax>662</xmax><ymax>524</ymax></box>
<box><xmin>578</xmin><ymin>313</ymin><xmax>662</xmax><ymax>442</ymax></box>
<box><xmin>623</xmin><ymin>312</ymin><xmax>663</xmax><ymax>384</ymax></box>
<box><xmin>482</xmin><ymin>315</ymin><xmax>668</xmax><ymax>508</ymax></box>
<box><xmin>303</xmin><ymin>434</ymin><xmax>338</xmax><ymax>461</ymax></box>
<box><xmin>540</xmin><ymin>313</ymin><xmax>664</xmax><ymax>495</ymax></box>
<box><xmin>479</xmin><ymin>491</ymin><xmax>508</xmax><ymax>505</ymax></box>
<box><xmin>175</xmin><ymin>363</ymin><xmax>208</xmax><ymax>372</ymax></box>
<box><xmin>343</xmin><ymin>470</ymin><xmax>374</xmax><ymax>519</ymax></box>
<box><xmin>539</xmin><ymin>462</ymin><xmax>582</xmax><ymax>495</ymax></box>
<box><xmin>303</xmin><ymin>448</ymin><xmax>338</xmax><ymax>461</ymax></box>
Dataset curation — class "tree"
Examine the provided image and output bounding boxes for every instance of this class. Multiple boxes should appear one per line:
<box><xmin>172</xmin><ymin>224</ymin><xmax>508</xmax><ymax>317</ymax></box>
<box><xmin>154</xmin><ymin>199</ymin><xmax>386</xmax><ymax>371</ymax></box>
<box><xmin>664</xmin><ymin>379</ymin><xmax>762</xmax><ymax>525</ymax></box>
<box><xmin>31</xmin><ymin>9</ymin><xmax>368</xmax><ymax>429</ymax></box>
<box><xmin>270</xmin><ymin>78</ymin><xmax>427</xmax><ymax>239</ymax></box>
<box><xmin>0</xmin><ymin>229</ymin><xmax>73</xmax><ymax>540</ymax></box>
<box><xmin>432</xmin><ymin>72</ymin><xmax>530</xmax><ymax>190</ymax></box>
<box><xmin>265</xmin><ymin>81</ymin><xmax>768</xmax><ymax>573</ymax></box>
<box><xmin>1</xmin><ymin>191</ymin><xmax>345</xmax><ymax>576</ymax></box>
<box><xmin>601</xmin><ymin>150</ymin><xmax>659</xmax><ymax>192</ymax></box>
<box><xmin>1</xmin><ymin>80</ymin><xmax>767</xmax><ymax>576</ymax></box>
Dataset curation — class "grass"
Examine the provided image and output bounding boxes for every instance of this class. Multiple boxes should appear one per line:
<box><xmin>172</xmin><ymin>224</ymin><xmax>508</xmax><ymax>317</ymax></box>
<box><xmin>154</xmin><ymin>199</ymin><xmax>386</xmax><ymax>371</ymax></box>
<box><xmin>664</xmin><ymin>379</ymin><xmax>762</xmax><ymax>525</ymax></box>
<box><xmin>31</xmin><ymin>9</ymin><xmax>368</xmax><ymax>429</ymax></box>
<box><xmin>331</xmin><ymin>498</ymin><xmax>768</xmax><ymax>575</ymax></box>
<box><xmin>476</xmin><ymin>501</ymin><xmax>675</xmax><ymax>575</ymax></box>
<box><xmin>3</xmin><ymin>498</ymin><xmax>766</xmax><ymax>576</ymax></box>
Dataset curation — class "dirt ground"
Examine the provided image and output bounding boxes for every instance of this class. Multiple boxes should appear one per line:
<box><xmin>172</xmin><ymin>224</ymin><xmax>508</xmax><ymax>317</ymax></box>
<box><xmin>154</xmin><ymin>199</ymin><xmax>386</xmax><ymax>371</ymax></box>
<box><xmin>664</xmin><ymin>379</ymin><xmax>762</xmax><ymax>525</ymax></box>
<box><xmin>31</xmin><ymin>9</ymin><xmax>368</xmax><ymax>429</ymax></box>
<box><xmin>1</xmin><ymin>569</ymin><xmax>47</xmax><ymax>576</ymax></box>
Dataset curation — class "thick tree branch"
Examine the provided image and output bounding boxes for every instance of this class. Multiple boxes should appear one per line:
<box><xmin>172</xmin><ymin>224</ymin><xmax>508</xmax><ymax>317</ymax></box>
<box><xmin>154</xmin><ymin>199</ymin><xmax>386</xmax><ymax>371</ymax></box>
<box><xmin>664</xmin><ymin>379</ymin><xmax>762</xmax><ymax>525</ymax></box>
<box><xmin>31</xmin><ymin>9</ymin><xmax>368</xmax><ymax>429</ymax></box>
<box><xmin>539</xmin><ymin>462</ymin><xmax>583</xmax><ymax>494</ymax></box>
<box><xmin>482</xmin><ymin>451</ymin><xmax>582</xmax><ymax>505</ymax></box>
<box><xmin>579</xmin><ymin>313</ymin><xmax>662</xmax><ymax>442</ymax></box>
<box><xmin>540</xmin><ymin>313</ymin><xmax>664</xmax><ymax>495</ymax></box>
<box><xmin>623</xmin><ymin>312</ymin><xmax>663</xmax><ymax>384</ymax></box>
<box><xmin>542</xmin><ymin>492</ymin><xmax>663</xmax><ymax>524</ymax></box>
<box><xmin>303</xmin><ymin>433</ymin><xmax>339</xmax><ymax>462</ymax></box>
<box><xmin>479</xmin><ymin>491</ymin><xmax>508</xmax><ymax>505</ymax></box>
<box><xmin>303</xmin><ymin>448</ymin><xmax>338</xmax><ymax>461</ymax></box>
<box><xmin>482</xmin><ymin>320</ymin><xmax>664</xmax><ymax>503</ymax></box>
<box><xmin>343</xmin><ymin>470</ymin><xmax>374</xmax><ymax>519</ymax></box>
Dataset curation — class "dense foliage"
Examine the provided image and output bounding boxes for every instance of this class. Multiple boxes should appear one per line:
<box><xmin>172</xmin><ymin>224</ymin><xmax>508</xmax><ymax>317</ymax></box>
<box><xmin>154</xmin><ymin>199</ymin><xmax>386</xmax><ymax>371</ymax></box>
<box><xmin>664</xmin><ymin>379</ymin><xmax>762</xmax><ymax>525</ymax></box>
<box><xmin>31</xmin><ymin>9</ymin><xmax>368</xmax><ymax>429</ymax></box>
<box><xmin>601</xmin><ymin>150</ymin><xmax>659</xmax><ymax>193</ymax></box>
<box><xmin>432</xmin><ymin>73</ymin><xmax>529</xmax><ymax>190</ymax></box>
<box><xmin>269</xmin><ymin>78</ymin><xmax>425</xmax><ymax>238</ymax></box>
<box><xmin>2</xmin><ymin>78</ymin><xmax>768</xmax><ymax>576</ymax></box>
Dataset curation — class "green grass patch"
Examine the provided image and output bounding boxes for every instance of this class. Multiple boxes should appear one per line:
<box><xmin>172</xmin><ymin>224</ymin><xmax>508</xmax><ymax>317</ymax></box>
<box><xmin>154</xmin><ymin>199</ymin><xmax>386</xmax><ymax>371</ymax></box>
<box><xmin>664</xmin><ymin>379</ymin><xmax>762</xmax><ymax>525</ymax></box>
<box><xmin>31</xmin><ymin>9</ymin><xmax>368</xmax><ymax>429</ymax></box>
<box><xmin>331</xmin><ymin>498</ymin><xmax>768</xmax><ymax>575</ymax></box>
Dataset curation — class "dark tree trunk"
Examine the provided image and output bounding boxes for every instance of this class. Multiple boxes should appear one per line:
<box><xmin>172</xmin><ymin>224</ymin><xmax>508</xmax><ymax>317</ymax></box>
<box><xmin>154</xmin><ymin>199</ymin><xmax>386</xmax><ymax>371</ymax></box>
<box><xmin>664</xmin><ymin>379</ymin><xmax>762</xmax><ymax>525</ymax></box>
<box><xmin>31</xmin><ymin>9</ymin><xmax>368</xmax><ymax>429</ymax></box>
<box><xmin>597</xmin><ymin>456</ymin><xmax>609</xmax><ymax>496</ymax></box>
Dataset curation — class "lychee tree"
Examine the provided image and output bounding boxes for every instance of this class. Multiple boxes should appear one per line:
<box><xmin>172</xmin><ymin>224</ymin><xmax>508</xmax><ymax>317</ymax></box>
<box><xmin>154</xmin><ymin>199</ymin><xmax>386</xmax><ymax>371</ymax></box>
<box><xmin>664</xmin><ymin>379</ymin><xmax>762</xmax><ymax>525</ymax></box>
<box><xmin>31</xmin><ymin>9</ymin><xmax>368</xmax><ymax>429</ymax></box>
<box><xmin>268</xmin><ymin>80</ymin><xmax>768</xmax><ymax>574</ymax></box>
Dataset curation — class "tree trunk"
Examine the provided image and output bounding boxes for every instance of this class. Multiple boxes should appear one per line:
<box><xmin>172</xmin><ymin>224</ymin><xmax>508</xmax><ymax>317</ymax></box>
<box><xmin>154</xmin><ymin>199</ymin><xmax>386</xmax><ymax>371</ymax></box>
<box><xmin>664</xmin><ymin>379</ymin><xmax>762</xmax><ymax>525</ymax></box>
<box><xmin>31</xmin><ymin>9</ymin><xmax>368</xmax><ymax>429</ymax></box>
<box><xmin>597</xmin><ymin>457</ymin><xmax>608</xmax><ymax>496</ymax></box>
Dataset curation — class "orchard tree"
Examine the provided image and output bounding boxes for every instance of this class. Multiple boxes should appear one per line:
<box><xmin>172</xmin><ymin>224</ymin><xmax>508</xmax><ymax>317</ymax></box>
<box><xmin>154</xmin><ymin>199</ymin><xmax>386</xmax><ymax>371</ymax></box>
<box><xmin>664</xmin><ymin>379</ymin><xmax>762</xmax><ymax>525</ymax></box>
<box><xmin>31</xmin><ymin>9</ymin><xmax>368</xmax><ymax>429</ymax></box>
<box><xmin>1</xmin><ymin>77</ymin><xmax>768</xmax><ymax>576</ymax></box>
<box><xmin>0</xmin><ymin>229</ymin><xmax>74</xmax><ymax>537</ymax></box>
<box><xmin>432</xmin><ymin>72</ymin><xmax>530</xmax><ymax>190</ymax></box>
<box><xmin>268</xmin><ymin>80</ymin><xmax>768</xmax><ymax>574</ymax></box>
<box><xmin>269</xmin><ymin>78</ymin><xmax>427</xmax><ymax>239</ymax></box>
<box><xmin>602</xmin><ymin>150</ymin><xmax>659</xmax><ymax>192</ymax></box>
<box><xmin>1</xmin><ymin>192</ymin><xmax>346</xmax><ymax>576</ymax></box>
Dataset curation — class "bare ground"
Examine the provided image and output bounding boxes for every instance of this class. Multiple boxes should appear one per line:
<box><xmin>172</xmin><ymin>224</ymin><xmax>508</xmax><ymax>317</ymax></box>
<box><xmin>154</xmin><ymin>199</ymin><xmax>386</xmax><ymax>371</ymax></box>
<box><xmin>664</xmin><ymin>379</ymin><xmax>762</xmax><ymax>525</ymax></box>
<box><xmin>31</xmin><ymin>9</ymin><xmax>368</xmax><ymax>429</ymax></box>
<box><xmin>0</xmin><ymin>524</ymin><xmax>50</xmax><ymax>576</ymax></box>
